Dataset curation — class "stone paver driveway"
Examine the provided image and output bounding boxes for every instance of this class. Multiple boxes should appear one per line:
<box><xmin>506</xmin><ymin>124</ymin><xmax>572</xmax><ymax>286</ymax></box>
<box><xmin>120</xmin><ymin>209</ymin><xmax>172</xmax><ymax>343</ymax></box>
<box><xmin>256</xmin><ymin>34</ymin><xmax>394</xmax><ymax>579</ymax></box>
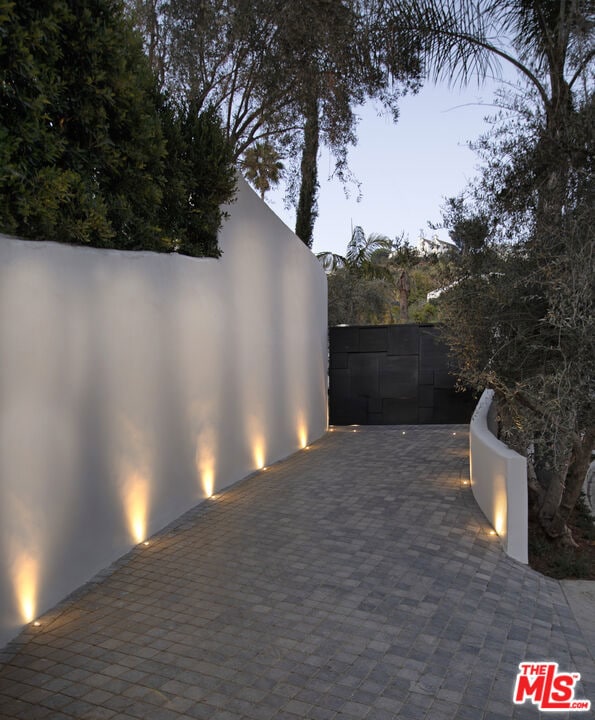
<box><xmin>0</xmin><ymin>426</ymin><xmax>592</xmax><ymax>719</ymax></box>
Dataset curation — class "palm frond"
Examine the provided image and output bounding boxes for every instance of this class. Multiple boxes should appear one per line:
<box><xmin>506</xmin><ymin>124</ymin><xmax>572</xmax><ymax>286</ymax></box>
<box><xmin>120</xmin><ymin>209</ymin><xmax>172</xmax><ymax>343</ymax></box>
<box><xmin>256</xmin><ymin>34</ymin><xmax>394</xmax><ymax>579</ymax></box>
<box><xmin>385</xmin><ymin>0</ymin><xmax>554</xmax><ymax>103</ymax></box>
<box><xmin>387</xmin><ymin>0</ymin><xmax>502</xmax><ymax>87</ymax></box>
<box><xmin>346</xmin><ymin>226</ymin><xmax>392</xmax><ymax>265</ymax></box>
<box><xmin>316</xmin><ymin>251</ymin><xmax>347</xmax><ymax>273</ymax></box>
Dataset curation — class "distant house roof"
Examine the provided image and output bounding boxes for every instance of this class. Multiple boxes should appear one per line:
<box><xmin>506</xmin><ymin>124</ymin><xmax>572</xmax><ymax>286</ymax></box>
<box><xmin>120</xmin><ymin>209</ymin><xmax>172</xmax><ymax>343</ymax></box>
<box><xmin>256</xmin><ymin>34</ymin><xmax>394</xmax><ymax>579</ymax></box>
<box><xmin>418</xmin><ymin>233</ymin><xmax>458</xmax><ymax>255</ymax></box>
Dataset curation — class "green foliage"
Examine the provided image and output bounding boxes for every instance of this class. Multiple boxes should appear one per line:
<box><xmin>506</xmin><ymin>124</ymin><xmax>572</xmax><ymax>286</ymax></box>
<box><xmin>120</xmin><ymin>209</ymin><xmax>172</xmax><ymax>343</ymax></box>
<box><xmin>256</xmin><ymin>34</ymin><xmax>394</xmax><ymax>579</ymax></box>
<box><xmin>412</xmin><ymin>300</ymin><xmax>439</xmax><ymax>323</ymax></box>
<box><xmin>159</xmin><ymin>102</ymin><xmax>237</xmax><ymax>257</ymax></box>
<box><xmin>327</xmin><ymin>268</ymin><xmax>393</xmax><ymax>326</ymax></box>
<box><xmin>434</xmin><ymin>195</ymin><xmax>490</xmax><ymax>254</ymax></box>
<box><xmin>320</xmin><ymin>226</ymin><xmax>393</xmax><ymax>324</ymax></box>
<box><xmin>242</xmin><ymin>142</ymin><xmax>284</xmax><ymax>200</ymax></box>
<box><xmin>387</xmin><ymin>0</ymin><xmax>594</xmax><ymax>541</ymax></box>
<box><xmin>319</xmin><ymin>227</ymin><xmax>448</xmax><ymax>325</ymax></box>
<box><xmin>345</xmin><ymin>227</ymin><xmax>394</xmax><ymax>280</ymax></box>
<box><xmin>439</xmin><ymin>87</ymin><xmax>594</xmax><ymax>543</ymax></box>
<box><xmin>0</xmin><ymin>0</ymin><xmax>236</xmax><ymax>255</ymax></box>
<box><xmin>318</xmin><ymin>227</ymin><xmax>393</xmax><ymax>278</ymax></box>
<box><xmin>0</xmin><ymin>0</ymin><xmax>167</xmax><ymax>249</ymax></box>
<box><xmin>128</xmin><ymin>0</ymin><xmax>422</xmax><ymax>245</ymax></box>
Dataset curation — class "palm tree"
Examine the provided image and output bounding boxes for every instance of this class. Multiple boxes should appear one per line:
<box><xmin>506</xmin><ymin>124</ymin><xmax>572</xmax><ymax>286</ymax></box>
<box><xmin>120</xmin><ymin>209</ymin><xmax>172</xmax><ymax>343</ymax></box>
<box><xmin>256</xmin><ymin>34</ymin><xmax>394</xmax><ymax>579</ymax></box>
<box><xmin>387</xmin><ymin>237</ymin><xmax>421</xmax><ymax>322</ymax></box>
<box><xmin>318</xmin><ymin>226</ymin><xmax>396</xmax><ymax>324</ymax></box>
<box><xmin>317</xmin><ymin>226</ymin><xmax>393</xmax><ymax>279</ymax></box>
<box><xmin>241</xmin><ymin>142</ymin><xmax>284</xmax><ymax>200</ymax></box>
<box><xmin>385</xmin><ymin>0</ymin><xmax>593</xmax><ymax>231</ymax></box>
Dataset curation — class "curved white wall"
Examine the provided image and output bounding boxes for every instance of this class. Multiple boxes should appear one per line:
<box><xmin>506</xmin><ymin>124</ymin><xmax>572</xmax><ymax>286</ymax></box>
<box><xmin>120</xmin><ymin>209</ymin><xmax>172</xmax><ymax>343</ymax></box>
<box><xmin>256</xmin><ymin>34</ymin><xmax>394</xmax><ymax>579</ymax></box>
<box><xmin>0</xmin><ymin>177</ymin><xmax>328</xmax><ymax>648</ymax></box>
<box><xmin>469</xmin><ymin>390</ymin><xmax>528</xmax><ymax>563</ymax></box>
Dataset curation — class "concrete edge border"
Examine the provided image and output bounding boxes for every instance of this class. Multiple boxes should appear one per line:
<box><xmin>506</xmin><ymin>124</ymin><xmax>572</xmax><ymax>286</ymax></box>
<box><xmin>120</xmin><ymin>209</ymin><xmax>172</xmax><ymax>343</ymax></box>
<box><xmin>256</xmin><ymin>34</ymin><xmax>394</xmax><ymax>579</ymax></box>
<box><xmin>469</xmin><ymin>389</ymin><xmax>528</xmax><ymax>564</ymax></box>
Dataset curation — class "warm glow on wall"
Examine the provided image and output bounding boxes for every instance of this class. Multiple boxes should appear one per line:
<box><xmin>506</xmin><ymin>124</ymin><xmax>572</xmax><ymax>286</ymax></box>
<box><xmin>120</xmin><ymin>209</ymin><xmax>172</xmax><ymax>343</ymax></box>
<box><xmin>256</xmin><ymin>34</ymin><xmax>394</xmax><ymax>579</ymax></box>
<box><xmin>296</xmin><ymin>412</ymin><xmax>308</xmax><ymax>449</ymax></box>
<box><xmin>494</xmin><ymin>507</ymin><xmax>506</xmax><ymax>537</ymax></box>
<box><xmin>202</xmin><ymin>468</ymin><xmax>215</xmax><ymax>498</ymax></box>
<box><xmin>494</xmin><ymin>480</ymin><xmax>507</xmax><ymax>537</ymax></box>
<box><xmin>116</xmin><ymin>419</ymin><xmax>152</xmax><ymax>544</ymax></box>
<box><xmin>246</xmin><ymin>414</ymin><xmax>266</xmax><ymax>470</ymax></box>
<box><xmin>13</xmin><ymin>553</ymin><xmax>38</xmax><ymax>624</ymax></box>
<box><xmin>253</xmin><ymin>438</ymin><xmax>266</xmax><ymax>470</ymax></box>
<box><xmin>124</xmin><ymin>472</ymin><xmax>149</xmax><ymax>544</ymax></box>
<box><xmin>195</xmin><ymin>430</ymin><xmax>217</xmax><ymax>498</ymax></box>
<box><xmin>298</xmin><ymin>426</ymin><xmax>308</xmax><ymax>449</ymax></box>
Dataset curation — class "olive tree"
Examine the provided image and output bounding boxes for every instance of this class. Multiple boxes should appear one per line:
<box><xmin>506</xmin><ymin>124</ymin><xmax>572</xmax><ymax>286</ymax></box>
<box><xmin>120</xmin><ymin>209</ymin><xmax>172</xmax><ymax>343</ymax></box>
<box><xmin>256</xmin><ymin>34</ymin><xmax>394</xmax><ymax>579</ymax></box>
<box><xmin>438</xmin><ymin>90</ymin><xmax>593</xmax><ymax>545</ymax></box>
<box><xmin>383</xmin><ymin>0</ymin><xmax>594</xmax><ymax>542</ymax></box>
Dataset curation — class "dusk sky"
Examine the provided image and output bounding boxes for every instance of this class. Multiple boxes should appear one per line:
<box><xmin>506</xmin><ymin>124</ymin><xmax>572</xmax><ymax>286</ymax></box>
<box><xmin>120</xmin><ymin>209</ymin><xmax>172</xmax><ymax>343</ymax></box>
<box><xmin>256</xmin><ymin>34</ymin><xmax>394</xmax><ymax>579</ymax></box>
<box><xmin>264</xmin><ymin>76</ymin><xmax>506</xmax><ymax>256</ymax></box>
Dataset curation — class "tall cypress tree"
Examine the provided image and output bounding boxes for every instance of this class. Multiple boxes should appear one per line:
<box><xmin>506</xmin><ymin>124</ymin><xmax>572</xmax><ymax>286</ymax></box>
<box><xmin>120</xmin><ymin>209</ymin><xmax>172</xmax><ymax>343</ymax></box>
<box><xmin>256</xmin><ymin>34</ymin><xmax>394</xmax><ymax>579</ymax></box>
<box><xmin>294</xmin><ymin>101</ymin><xmax>319</xmax><ymax>248</ymax></box>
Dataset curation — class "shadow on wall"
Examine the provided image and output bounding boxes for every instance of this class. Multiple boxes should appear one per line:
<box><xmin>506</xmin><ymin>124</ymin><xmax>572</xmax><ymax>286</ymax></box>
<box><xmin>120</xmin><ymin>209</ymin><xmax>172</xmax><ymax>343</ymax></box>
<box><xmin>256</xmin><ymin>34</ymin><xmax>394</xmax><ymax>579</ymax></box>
<box><xmin>0</xmin><ymin>177</ymin><xmax>328</xmax><ymax>648</ymax></box>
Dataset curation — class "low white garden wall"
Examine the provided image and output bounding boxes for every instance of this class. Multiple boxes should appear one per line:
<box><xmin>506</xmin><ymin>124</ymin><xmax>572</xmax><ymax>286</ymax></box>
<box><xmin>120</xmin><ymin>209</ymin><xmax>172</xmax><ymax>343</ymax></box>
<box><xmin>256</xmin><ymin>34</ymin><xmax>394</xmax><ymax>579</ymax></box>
<box><xmin>469</xmin><ymin>389</ymin><xmax>528</xmax><ymax>563</ymax></box>
<box><xmin>0</xmin><ymin>177</ymin><xmax>328</xmax><ymax>648</ymax></box>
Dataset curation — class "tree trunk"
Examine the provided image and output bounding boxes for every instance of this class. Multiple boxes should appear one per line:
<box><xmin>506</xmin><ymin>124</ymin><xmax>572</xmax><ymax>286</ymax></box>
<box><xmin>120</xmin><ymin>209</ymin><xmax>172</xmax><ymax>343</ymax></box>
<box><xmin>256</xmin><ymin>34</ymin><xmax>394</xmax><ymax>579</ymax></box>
<box><xmin>560</xmin><ymin>428</ymin><xmax>595</xmax><ymax>524</ymax></box>
<box><xmin>398</xmin><ymin>270</ymin><xmax>410</xmax><ymax>322</ymax></box>
<box><xmin>534</xmin><ymin>79</ymin><xmax>572</xmax><ymax>249</ymax></box>
<box><xmin>295</xmin><ymin>98</ymin><xmax>319</xmax><ymax>248</ymax></box>
<box><xmin>538</xmin><ymin>462</ymin><xmax>575</xmax><ymax>543</ymax></box>
<box><xmin>535</xmin><ymin>428</ymin><xmax>594</xmax><ymax>545</ymax></box>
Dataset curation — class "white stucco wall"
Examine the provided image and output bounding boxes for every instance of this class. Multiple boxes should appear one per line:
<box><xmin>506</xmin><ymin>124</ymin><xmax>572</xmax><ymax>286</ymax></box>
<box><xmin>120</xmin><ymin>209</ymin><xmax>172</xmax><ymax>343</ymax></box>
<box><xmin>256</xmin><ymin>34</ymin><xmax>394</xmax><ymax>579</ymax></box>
<box><xmin>0</xmin><ymin>177</ymin><xmax>328</xmax><ymax>648</ymax></box>
<box><xmin>469</xmin><ymin>390</ymin><xmax>528</xmax><ymax>564</ymax></box>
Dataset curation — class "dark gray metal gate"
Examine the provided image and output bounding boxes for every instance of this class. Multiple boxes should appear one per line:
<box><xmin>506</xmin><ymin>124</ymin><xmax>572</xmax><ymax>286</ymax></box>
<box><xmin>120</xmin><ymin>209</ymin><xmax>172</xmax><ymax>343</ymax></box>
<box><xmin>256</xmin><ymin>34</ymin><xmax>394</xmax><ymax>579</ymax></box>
<box><xmin>329</xmin><ymin>324</ymin><xmax>476</xmax><ymax>425</ymax></box>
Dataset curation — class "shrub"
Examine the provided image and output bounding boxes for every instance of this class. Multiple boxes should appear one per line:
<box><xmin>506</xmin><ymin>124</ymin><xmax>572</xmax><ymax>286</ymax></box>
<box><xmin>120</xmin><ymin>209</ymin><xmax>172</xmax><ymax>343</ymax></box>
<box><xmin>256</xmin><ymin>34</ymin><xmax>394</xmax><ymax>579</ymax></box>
<box><xmin>159</xmin><ymin>102</ymin><xmax>237</xmax><ymax>258</ymax></box>
<box><xmin>0</xmin><ymin>0</ymin><xmax>236</xmax><ymax>255</ymax></box>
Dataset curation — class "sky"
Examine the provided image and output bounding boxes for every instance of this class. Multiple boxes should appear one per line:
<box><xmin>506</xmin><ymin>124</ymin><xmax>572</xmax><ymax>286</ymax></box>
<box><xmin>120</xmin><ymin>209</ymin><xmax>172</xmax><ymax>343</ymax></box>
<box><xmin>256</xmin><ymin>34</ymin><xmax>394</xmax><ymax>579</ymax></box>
<box><xmin>263</xmin><ymin>78</ymin><xmax>502</xmax><ymax>256</ymax></box>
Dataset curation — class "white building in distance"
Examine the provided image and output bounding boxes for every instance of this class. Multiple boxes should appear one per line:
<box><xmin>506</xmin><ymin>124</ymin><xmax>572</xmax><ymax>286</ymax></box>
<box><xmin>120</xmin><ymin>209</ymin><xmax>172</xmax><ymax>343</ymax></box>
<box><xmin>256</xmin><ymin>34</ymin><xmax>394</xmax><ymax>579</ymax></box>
<box><xmin>418</xmin><ymin>232</ymin><xmax>458</xmax><ymax>255</ymax></box>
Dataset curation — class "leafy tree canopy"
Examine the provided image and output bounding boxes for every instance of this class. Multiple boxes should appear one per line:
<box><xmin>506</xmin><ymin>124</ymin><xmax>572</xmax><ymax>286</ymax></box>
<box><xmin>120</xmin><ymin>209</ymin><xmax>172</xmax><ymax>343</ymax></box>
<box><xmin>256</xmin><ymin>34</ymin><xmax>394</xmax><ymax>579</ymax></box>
<box><xmin>319</xmin><ymin>227</ymin><xmax>445</xmax><ymax>325</ymax></box>
<box><xmin>126</xmin><ymin>0</ymin><xmax>423</xmax><ymax>246</ymax></box>
<box><xmin>431</xmin><ymin>49</ymin><xmax>593</xmax><ymax>547</ymax></box>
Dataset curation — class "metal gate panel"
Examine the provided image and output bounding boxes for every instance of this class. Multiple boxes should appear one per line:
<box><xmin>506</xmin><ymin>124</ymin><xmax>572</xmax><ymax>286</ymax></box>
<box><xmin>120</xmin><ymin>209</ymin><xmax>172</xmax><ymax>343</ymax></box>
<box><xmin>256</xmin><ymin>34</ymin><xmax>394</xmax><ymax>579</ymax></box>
<box><xmin>328</xmin><ymin>324</ymin><xmax>475</xmax><ymax>425</ymax></box>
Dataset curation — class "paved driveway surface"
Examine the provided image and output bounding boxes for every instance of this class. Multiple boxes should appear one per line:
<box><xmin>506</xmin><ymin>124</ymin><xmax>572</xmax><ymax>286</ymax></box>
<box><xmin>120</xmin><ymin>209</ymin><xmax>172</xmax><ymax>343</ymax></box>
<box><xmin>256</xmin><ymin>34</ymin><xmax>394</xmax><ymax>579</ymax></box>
<box><xmin>0</xmin><ymin>426</ymin><xmax>592</xmax><ymax>719</ymax></box>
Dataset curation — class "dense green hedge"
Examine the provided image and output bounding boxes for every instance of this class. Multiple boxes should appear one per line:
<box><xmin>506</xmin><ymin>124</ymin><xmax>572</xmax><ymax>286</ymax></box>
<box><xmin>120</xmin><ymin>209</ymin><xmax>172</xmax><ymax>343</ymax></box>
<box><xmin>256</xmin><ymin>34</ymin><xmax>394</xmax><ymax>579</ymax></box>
<box><xmin>0</xmin><ymin>0</ymin><xmax>236</xmax><ymax>257</ymax></box>
<box><xmin>158</xmin><ymin>100</ymin><xmax>237</xmax><ymax>258</ymax></box>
